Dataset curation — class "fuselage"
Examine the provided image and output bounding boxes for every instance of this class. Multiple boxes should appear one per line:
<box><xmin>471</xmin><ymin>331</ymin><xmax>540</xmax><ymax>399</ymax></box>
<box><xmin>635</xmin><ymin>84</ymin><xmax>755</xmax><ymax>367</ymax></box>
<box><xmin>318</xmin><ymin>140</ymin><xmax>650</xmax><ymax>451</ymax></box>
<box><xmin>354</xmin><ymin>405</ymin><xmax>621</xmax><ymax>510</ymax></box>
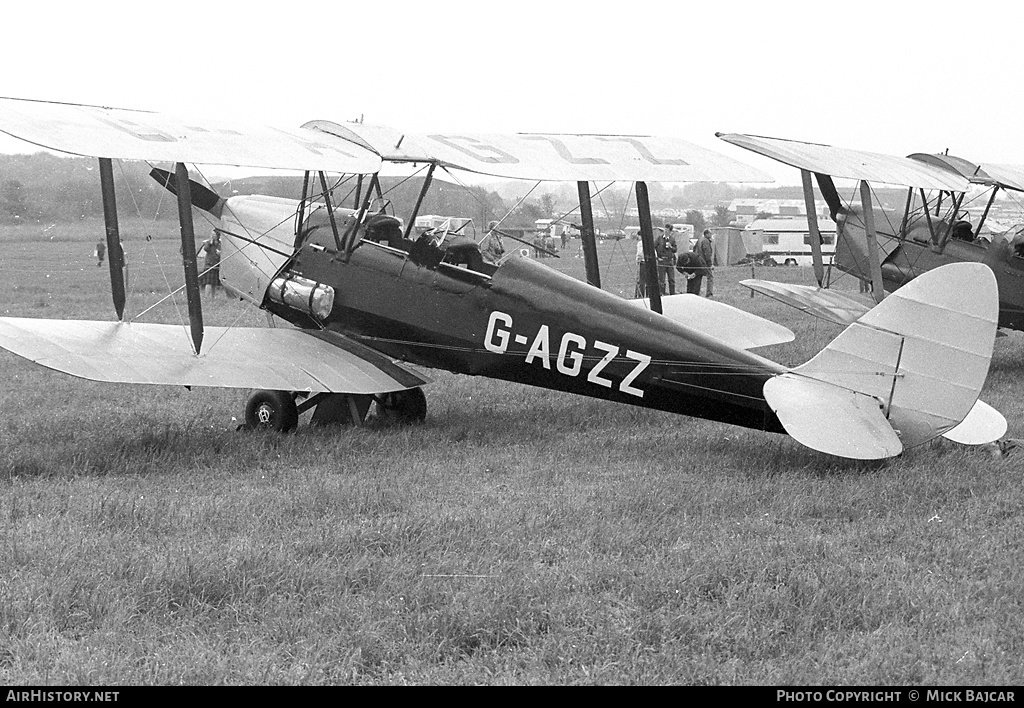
<box><xmin>219</xmin><ymin>195</ymin><xmax>788</xmax><ymax>433</ymax></box>
<box><xmin>835</xmin><ymin>207</ymin><xmax>1024</xmax><ymax>331</ymax></box>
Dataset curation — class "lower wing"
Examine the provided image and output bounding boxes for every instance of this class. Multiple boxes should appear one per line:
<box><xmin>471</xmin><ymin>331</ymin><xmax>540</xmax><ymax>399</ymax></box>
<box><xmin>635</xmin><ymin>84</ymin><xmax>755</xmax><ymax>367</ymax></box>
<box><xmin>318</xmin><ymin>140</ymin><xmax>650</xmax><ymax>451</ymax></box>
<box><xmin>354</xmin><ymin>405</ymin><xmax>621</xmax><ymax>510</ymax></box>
<box><xmin>0</xmin><ymin>318</ymin><xmax>428</xmax><ymax>394</ymax></box>
<box><xmin>632</xmin><ymin>293</ymin><xmax>794</xmax><ymax>349</ymax></box>
<box><xmin>741</xmin><ymin>279</ymin><xmax>875</xmax><ymax>326</ymax></box>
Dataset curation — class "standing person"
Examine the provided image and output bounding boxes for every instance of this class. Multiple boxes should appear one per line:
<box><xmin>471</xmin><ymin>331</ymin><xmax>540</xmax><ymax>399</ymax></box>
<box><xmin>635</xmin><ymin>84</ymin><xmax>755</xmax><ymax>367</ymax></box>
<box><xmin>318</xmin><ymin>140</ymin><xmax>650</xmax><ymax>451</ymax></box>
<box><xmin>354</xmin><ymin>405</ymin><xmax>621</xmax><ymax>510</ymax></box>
<box><xmin>198</xmin><ymin>231</ymin><xmax>222</xmax><ymax>298</ymax></box>
<box><xmin>481</xmin><ymin>221</ymin><xmax>505</xmax><ymax>264</ymax></box>
<box><xmin>119</xmin><ymin>241</ymin><xmax>128</xmax><ymax>287</ymax></box>
<box><xmin>696</xmin><ymin>229</ymin><xmax>716</xmax><ymax>298</ymax></box>
<box><xmin>655</xmin><ymin>225</ymin><xmax>678</xmax><ymax>295</ymax></box>
<box><xmin>95</xmin><ymin>239</ymin><xmax>105</xmax><ymax>267</ymax></box>
<box><xmin>635</xmin><ymin>236</ymin><xmax>647</xmax><ymax>298</ymax></box>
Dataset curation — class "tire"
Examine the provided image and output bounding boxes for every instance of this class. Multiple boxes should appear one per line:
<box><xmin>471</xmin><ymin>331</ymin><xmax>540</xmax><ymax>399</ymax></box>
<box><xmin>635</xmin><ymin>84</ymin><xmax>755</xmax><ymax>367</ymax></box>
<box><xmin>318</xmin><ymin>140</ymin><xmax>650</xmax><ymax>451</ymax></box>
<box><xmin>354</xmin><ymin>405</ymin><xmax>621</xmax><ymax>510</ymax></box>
<box><xmin>244</xmin><ymin>390</ymin><xmax>299</xmax><ymax>432</ymax></box>
<box><xmin>376</xmin><ymin>387</ymin><xmax>427</xmax><ymax>424</ymax></box>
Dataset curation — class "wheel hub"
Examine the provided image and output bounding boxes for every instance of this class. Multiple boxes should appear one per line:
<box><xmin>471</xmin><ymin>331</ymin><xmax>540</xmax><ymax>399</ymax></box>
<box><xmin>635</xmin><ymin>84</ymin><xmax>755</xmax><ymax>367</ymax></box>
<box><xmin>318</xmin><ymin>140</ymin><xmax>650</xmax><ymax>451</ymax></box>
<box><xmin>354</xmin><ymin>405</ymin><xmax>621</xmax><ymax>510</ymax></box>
<box><xmin>257</xmin><ymin>404</ymin><xmax>273</xmax><ymax>424</ymax></box>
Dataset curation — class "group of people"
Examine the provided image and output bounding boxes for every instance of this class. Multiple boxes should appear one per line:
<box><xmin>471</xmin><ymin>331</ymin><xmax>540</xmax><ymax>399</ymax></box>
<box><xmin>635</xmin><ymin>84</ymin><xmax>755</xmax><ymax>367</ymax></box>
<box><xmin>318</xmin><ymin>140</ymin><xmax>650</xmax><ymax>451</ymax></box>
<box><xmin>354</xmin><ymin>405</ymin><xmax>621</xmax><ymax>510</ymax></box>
<box><xmin>636</xmin><ymin>225</ymin><xmax>716</xmax><ymax>298</ymax></box>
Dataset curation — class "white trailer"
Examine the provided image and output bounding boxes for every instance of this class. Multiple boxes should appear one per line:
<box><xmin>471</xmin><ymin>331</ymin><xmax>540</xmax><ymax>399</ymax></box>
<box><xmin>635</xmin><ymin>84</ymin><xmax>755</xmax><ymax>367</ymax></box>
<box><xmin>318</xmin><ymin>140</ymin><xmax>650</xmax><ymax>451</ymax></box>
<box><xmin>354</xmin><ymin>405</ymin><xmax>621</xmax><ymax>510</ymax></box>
<box><xmin>745</xmin><ymin>218</ymin><xmax>836</xmax><ymax>266</ymax></box>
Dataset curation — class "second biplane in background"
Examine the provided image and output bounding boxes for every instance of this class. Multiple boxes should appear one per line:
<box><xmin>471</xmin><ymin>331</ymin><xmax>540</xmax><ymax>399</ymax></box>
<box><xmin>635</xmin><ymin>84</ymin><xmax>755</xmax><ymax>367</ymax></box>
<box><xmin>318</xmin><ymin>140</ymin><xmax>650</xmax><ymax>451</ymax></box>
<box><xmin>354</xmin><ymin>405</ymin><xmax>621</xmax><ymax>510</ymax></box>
<box><xmin>718</xmin><ymin>133</ymin><xmax>1024</xmax><ymax>331</ymax></box>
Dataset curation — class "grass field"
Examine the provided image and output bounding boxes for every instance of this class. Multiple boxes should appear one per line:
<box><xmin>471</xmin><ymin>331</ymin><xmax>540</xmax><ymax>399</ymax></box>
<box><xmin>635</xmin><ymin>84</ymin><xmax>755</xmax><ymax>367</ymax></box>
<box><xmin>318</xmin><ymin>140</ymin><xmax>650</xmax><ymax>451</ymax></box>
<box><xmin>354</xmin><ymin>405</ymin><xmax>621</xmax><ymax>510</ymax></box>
<box><xmin>0</xmin><ymin>218</ymin><xmax>1022</xmax><ymax>685</ymax></box>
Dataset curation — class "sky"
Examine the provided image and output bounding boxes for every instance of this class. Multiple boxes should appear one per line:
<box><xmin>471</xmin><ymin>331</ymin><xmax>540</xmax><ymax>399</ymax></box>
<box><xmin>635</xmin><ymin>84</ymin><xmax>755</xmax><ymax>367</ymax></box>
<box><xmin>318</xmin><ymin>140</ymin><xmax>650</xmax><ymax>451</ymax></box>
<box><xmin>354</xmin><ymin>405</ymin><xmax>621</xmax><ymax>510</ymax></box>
<box><xmin>2</xmin><ymin>0</ymin><xmax>1022</xmax><ymax>185</ymax></box>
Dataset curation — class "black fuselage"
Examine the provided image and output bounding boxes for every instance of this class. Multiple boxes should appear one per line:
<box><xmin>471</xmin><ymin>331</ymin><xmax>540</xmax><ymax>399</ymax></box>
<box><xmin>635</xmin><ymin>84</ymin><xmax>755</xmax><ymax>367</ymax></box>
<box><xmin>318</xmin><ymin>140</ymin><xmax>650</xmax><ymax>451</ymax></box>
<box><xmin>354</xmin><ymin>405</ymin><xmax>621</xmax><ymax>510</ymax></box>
<box><xmin>266</xmin><ymin>232</ymin><xmax>788</xmax><ymax>433</ymax></box>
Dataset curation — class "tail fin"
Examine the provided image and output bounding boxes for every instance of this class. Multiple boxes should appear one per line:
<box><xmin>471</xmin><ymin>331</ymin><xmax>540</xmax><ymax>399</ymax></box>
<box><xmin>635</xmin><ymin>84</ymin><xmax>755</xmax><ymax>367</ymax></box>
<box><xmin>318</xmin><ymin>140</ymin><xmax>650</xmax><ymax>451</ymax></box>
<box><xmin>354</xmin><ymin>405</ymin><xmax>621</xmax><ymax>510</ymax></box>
<box><xmin>764</xmin><ymin>262</ymin><xmax>1002</xmax><ymax>459</ymax></box>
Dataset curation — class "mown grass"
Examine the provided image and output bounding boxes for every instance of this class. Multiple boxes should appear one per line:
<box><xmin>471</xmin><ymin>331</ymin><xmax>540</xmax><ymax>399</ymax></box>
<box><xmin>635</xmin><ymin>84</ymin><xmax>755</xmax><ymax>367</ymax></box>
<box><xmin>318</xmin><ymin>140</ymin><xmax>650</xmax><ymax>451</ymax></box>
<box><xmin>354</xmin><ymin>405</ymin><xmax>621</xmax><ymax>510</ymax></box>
<box><xmin>0</xmin><ymin>219</ymin><xmax>1021</xmax><ymax>685</ymax></box>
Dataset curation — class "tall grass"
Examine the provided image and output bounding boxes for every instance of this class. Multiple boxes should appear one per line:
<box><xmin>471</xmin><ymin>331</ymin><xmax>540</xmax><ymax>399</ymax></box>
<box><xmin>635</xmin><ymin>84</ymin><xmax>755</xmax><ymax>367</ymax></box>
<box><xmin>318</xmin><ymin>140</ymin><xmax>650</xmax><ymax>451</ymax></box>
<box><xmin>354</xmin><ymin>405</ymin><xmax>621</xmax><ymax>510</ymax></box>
<box><xmin>0</xmin><ymin>223</ymin><xmax>1021</xmax><ymax>684</ymax></box>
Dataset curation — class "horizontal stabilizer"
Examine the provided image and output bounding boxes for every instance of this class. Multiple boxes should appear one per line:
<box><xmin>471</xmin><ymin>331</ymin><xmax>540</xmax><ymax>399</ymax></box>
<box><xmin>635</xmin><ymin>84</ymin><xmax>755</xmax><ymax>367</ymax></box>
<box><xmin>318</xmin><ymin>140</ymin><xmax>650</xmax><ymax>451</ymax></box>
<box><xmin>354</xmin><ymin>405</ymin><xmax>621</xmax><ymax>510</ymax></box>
<box><xmin>790</xmin><ymin>262</ymin><xmax>1000</xmax><ymax>450</ymax></box>
<box><xmin>740</xmin><ymin>279</ymin><xmax>874</xmax><ymax>326</ymax></box>
<box><xmin>633</xmin><ymin>293</ymin><xmax>794</xmax><ymax>349</ymax></box>
<box><xmin>764</xmin><ymin>374</ymin><xmax>902</xmax><ymax>460</ymax></box>
<box><xmin>942</xmin><ymin>400</ymin><xmax>1007</xmax><ymax>445</ymax></box>
<box><xmin>0</xmin><ymin>318</ymin><xmax>428</xmax><ymax>394</ymax></box>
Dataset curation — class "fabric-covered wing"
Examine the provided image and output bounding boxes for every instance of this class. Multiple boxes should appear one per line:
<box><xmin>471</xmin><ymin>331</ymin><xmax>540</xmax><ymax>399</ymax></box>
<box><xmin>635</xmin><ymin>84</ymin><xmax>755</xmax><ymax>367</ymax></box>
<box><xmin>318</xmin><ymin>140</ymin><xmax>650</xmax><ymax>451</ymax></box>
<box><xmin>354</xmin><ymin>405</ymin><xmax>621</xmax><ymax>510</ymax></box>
<box><xmin>717</xmin><ymin>133</ymin><xmax>968</xmax><ymax>191</ymax></box>
<box><xmin>0</xmin><ymin>97</ymin><xmax>382</xmax><ymax>173</ymax></box>
<box><xmin>305</xmin><ymin>121</ymin><xmax>773</xmax><ymax>183</ymax></box>
<box><xmin>907</xmin><ymin>153</ymin><xmax>1024</xmax><ymax>193</ymax></box>
<box><xmin>0</xmin><ymin>318</ymin><xmax>427</xmax><ymax>394</ymax></box>
<box><xmin>740</xmin><ymin>280</ymin><xmax>874</xmax><ymax>326</ymax></box>
<box><xmin>977</xmin><ymin>163</ymin><xmax>1024</xmax><ymax>193</ymax></box>
<box><xmin>632</xmin><ymin>293</ymin><xmax>794</xmax><ymax>349</ymax></box>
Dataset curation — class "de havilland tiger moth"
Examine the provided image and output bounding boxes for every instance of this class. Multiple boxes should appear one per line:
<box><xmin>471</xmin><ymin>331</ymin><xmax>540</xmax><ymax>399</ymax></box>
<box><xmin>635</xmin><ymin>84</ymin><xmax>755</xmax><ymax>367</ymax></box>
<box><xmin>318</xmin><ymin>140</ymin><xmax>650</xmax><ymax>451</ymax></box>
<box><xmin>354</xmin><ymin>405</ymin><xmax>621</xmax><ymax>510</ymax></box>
<box><xmin>0</xmin><ymin>97</ymin><xmax>1008</xmax><ymax>460</ymax></box>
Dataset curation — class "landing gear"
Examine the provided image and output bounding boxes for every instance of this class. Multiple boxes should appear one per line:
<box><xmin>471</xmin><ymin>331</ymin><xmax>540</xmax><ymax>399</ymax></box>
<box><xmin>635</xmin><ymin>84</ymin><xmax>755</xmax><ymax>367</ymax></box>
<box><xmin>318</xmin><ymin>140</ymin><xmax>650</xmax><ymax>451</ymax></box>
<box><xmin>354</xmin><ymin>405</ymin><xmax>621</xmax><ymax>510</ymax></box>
<box><xmin>375</xmin><ymin>387</ymin><xmax>427</xmax><ymax>424</ymax></box>
<box><xmin>244</xmin><ymin>390</ymin><xmax>299</xmax><ymax>432</ymax></box>
<box><xmin>240</xmin><ymin>387</ymin><xmax>427</xmax><ymax>431</ymax></box>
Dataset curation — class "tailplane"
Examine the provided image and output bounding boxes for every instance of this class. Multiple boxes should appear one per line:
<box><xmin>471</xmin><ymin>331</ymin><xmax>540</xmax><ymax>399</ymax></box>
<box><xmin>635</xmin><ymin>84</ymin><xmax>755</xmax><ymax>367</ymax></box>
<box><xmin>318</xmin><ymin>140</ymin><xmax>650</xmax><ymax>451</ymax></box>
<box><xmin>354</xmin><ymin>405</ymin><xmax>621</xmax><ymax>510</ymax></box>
<box><xmin>764</xmin><ymin>262</ymin><xmax>1004</xmax><ymax>459</ymax></box>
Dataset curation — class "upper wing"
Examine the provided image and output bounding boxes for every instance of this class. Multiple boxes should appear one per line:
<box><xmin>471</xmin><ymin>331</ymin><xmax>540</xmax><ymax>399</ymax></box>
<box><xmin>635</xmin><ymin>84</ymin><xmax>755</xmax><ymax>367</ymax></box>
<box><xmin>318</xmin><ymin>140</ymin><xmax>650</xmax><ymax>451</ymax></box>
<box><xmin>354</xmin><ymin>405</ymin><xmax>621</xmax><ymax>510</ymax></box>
<box><xmin>0</xmin><ymin>318</ymin><xmax>427</xmax><ymax>394</ymax></box>
<box><xmin>305</xmin><ymin>120</ymin><xmax>773</xmax><ymax>182</ymax></box>
<box><xmin>0</xmin><ymin>97</ymin><xmax>382</xmax><ymax>173</ymax></box>
<box><xmin>717</xmin><ymin>133</ymin><xmax>968</xmax><ymax>191</ymax></box>
<box><xmin>631</xmin><ymin>293</ymin><xmax>794</xmax><ymax>349</ymax></box>
<box><xmin>907</xmin><ymin>152</ymin><xmax>1024</xmax><ymax>193</ymax></box>
<box><xmin>976</xmin><ymin>163</ymin><xmax>1024</xmax><ymax>193</ymax></box>
<box><xmin>740</xmin><ymin>280</ymin><xmax>874</xmax><ymax>326</ymax></box>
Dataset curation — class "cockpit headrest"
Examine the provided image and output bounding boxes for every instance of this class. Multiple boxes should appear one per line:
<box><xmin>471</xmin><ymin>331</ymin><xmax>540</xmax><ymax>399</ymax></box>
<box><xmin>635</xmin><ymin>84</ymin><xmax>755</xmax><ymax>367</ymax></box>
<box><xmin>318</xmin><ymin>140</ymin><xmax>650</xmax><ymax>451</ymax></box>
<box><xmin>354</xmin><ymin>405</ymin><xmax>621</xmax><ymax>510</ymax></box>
<box><xmin>365</xmin><ymin>214</ymin><xmax>404</xmax><ymax>247</ymax></box>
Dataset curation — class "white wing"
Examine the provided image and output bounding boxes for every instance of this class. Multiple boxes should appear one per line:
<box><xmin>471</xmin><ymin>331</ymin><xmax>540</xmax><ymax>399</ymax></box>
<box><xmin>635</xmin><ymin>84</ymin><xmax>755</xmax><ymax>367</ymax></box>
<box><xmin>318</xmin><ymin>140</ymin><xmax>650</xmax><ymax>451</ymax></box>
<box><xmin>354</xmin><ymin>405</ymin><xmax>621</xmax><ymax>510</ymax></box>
<box><xmin>740</xmin><ymin>280</ymin><xmax>874</xmax><ymax>326</ymax></box>
<box><xmin>306</xmin><ymin>121</ymin><xmax>773</xmax><ymax>183</ymax></box>
<box><xmin>717</xmin><ymin>133</ymin><xmax>968</xmax><ymax>190</ymax></box>
<box><xmin>632</xmin><ymin>294</ymin><xmax>794</xmax><ymax>349</ymax></box>
<box><xmin>0</xmin><ymin>97</ymin><xmax>382</xmax><ymax>173</ymax></box>
<box><xmin>0</xmin><ymin>318</ymin><xmax>427</xmax><ymax>394</ymax></box>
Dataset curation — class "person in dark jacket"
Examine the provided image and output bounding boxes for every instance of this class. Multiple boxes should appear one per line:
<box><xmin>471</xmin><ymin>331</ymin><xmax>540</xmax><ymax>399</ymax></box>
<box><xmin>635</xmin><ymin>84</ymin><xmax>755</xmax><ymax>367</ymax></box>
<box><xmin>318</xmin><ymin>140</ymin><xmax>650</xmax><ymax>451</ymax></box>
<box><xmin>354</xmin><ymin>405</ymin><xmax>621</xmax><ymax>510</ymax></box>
<box><xmin>675</xmin><ymin>250</ymin><xmax>704</xmax><ymax>294</ymax></box>
<box><xmin>655</xmin><ymin>226</ymin><xmax>678</xmax><ymax>295</ymax></box>
<box><xmin>695</xmin><ymin>229</ymin><xmax>716</xmax><ymax>297</ymax></box>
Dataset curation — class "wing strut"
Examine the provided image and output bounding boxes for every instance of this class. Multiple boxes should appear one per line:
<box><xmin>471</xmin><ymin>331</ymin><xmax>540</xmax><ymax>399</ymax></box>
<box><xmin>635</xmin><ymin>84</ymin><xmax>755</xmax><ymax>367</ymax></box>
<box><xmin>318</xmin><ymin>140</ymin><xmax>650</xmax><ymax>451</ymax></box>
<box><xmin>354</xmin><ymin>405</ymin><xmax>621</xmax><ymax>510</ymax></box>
<box><xmin>801</xmin><ymin>170</ymin><xmax>825</xmax><ymax>286</ymax></box>
<box><xmin>859</xmin><ymin>181</ymin><xmax>886</xmax><ymax>303</ymax></box>
<box><xmin>577</xmin><ymin>181</ymin><xmax>601</xmax><ymax>288</ymax></box>
<box><xmin>405</xmin><ymin>163</ymin><xmax>436</xmax><ymax>240</ymax></box>
<box><xmin>317</xmin><ymin>171</ymin><xmax>345</xmax><ymax>252</ymax></box>
<box><xmin>98</xmin><ymin>158</ymin><xmax>126</xmax><ymax>320</ymax></box>
<box><xmin>976</xmin><ymin>184</ymin><xmax>999</xmax><ymax>236</ymax></box>
<box><xmin>636</xmin><ymin>181</ymin><xmax>662</xmax><ymax>314</ymax></box>
<box><xmin>174</xmin><ymin>163</ymin><xmax>204</xmax><ymax>355</ymax></box>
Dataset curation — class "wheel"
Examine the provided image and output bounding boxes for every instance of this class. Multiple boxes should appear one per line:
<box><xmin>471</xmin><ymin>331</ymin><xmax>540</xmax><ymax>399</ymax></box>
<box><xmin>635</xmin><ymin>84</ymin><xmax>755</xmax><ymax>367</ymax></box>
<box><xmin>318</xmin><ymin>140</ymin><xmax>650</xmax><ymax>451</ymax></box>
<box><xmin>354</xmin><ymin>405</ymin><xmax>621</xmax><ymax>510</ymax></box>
<box><xmin>376</xmin><ymin>387</ymin><xmax>427</xmax><ymax>424</ymax></box>
<box><xmin>785</xmin><ymin>258</ymin><xmax>797</xmax><ymax>266</ymax></box>
<box><xmin>244</xmin><ymin>390</ymin><xmax>299</xmax><ymax>432</ymax></box>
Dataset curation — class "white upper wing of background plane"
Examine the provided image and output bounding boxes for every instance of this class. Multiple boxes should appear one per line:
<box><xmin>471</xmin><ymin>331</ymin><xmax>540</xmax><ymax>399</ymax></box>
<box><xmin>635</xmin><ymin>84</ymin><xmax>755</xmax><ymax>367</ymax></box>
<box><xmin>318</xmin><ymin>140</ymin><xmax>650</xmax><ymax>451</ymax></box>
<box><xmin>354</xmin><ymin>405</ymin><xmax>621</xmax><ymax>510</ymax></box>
<box><xmin>305</xmin><ymin>120</ymin><xmax>773</xmax><ymax>183</ymax></box>
<box><xmin>0</xmin><ymin>97</ymin><xmax>382</xmax><ymax>173</ymax></box>
<box><xmin>976</xmin><ymin>163</ymin><xmax>1024</xmax><ymax>193</ymax></box>
<box><xmin>717</xmin><ymin>133</ymin><xmax>968</xmax><ymax>191</ymax></box>
<box><xmin>907</xmin><ymin>153</ymin><xmax>1024</xmax><ymax>193</ymax></box>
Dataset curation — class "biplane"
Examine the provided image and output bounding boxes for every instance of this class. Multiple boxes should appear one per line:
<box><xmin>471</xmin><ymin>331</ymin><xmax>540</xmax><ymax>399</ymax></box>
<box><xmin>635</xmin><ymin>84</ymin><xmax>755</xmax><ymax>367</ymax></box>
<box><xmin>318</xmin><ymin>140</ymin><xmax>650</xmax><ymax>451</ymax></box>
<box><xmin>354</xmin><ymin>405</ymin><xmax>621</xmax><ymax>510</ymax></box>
<box><xmin>718</xmin><ymin>133</ymin><xmax>1024</xmax><ymax>332</ymax></box>
<box><xmin>0</xmin><ymin>98</ymin><xmax>1008</xmax><ymax>460</ymax></box>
